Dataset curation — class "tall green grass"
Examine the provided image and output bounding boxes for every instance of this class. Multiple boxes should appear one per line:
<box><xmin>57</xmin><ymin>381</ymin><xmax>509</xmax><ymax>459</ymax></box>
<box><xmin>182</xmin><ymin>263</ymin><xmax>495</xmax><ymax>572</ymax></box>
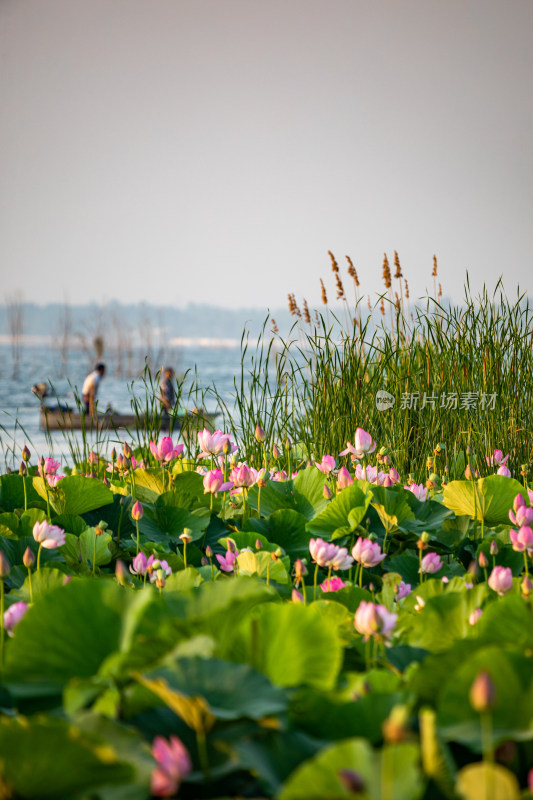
<box><xmin>215</xmin><ymin>279</ymin><xmax>533</xmax><ymax>481</ymax></box>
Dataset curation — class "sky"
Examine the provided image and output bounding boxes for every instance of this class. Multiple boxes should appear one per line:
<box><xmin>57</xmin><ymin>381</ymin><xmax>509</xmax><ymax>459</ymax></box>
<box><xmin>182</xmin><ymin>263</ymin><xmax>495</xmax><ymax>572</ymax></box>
<box><xmin>1</xmin><ymin>0</ymin><xmax>532</xmax><ymax>311</ymax></box>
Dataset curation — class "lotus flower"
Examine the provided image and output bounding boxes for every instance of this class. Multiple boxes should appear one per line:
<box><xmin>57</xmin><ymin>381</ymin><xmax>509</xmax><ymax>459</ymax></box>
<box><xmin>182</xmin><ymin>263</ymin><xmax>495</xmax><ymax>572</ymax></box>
<box><xmin>510</xmin><ymin>526</ymin><xmax>533</xmax><ymax>553</ymax></box>
<box><xmin>420</xmin><ymin>552</ymin><xmax>443</xmax><ymax>574</ymax></box>
<box><xmin>497</xmin><ymin>464</ymin><xmax>511</xmax><ymax>477</ymax></box>
<box><xmin>309</xmin><ymin>537</ymin><xmax>339</xmax><ymax>568</ymax></box>
<box><xmin>339</xmin><ymin>428</ymin><xmax>377</xmax><ymax>459</ymax></box>
<box><xmin>328</xmin><ymin>547</ymin><xmax>354</xmax><ymax>571</ymax></box>
<box><xmin>131</xmin><ymin>500</ymin><xmax>144</xmax><ymax>521</ymax></box>
<box><xmin>130</xmin><ymin>551</ymin><xmax>148</xmax><ymax>576</ymax></box>
<box><xmin>488</xmin><ymin>565</ymin><xmax>513</xmax><ymax>595</ymax></box>
<box><xmin>216</xmin><ymin>550</ymin><xmax>236</xmax><ymax>573</ymax></box>
<box><xmin>151</xmin><ymin>735</ymin><xmax>192</xmax><ymax>798</ymax></box>
<box><xmin>147</xmin><ymin>556</ymin><xmax>172</xmax><ymax>583</ymax></box>
<box><xmin>486</xmin><ymin>449</ymin><xmax>509</xmax><ymax>467</ymax></box>
<box><xmin>351</xmin><ymin>537</ymin><xmax>387</xmax><ymax>568</ymax></box>
<box><xmin>354</xmin><ymin>601</ymin><xmax>397</xmax><ymax>641</ymax></box>
<box><xmin>150</xmin><ymin>437</ymin><xmax>184</xmax><ymax>462</ymax></box>
<box><xmin>229</xmin><ymin>463</ymin><xmax>256</xmax><ymax>489</ymax></box>
<box><xmin>315</xmin><ymin>455</ymin><xmax>336</xmax><ymax>474</ymax></box>
<box><xmin>203</xmin><ymin>469</ymin><xmax>233</xmax><ymax>495</ymax></box>
<box><xmin>336</xmin><ymin>466</ymin><xmax>354</xmax><ymax>490</ymax></box>
<box><xmin>405</xmin><ymin>483</ymin><xmax>427</xmax><ymax>502</ymax></box>
<box><xmin>320</xmin><ymin>577</ymin><xmax>347</xmax><ymax>592</ymax></box>
<box><xmin>32</xmin><ymin>520</ymin><xmax>66</xmax><ymax>549</ymax></box>
<box><xmin>396</xmin><ymin>580</ymin><xmax>412</xmax><ymax>600</ymax></box>
<box><xmin>4</xmin><ymin>601</ymin><xmax>28</xmax><ymax>636</ymax></box>
<box><xmin>355</xmin><ymin>464</ymin><xmax>377</xmax><ymax>483</ymax></box>
<box><xmin>509</xmin><ymin>494</ymin><xmax>533</xmax><ymax>526</ymax></box>
<box><xmin>38</xmin><ymin>457</ymin><xmax>64</xmax><ymax>486</ymax></box>
<box><xmin>388</xmin><ymin>467</ymin><xmax>401</xmax><ymax>484</ymax></box>
<box><xmin>197</xmin><ymin>429</ymin><xmax>237</xmax><ymax>459</ymax></box>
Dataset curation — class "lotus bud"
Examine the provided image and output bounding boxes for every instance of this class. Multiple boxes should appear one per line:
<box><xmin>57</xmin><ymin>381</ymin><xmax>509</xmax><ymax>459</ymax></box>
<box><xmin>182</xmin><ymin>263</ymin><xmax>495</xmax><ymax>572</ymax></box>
<box><xmin>323</xmin><ymin>484</ymin><xmax>333</xmax><ymax>500</ymax></box>
<box><xmin>294</xmin><ymin>558</ymin><xmax>308</xmax><ymax>579</ymax></box>
<box><xmin>122</xmin><ymin>456</ymin><xmax>131</xmax><ymax>471</ymax></box>
<box><xmin>338</xmin><ymin>770</ymin><xmax>366</xmax><ymax>794</ymax></box>
<box><xmin>102</xmin><ymin>476</ymin><xmax>110</xmax><ymax>487</ymax></box>
<box><xmin>291</xmin><ymin>588</ymin><xmax>304</xmax><ymax>603</ymax></box>
<box><xmin>205</xmin><ymin>545</ymin><xmax>213</xmax><ymax>558</ymax></box>
<box><xmin>468</xmin><ymin>608</ymin><xmax>483</xmax><ymax>626</ymax></box>
<box><xmin>274</xmin><ymin>547</ymin><xmax>284</xmax><ymax>558</ymax></box>
<box><xmin>522</xmin><ymin>575</ymin><xmax>532</xmax><ymax>598</ymax></box>
<box><xmin>222</xmin><ymin>437</ymin><xmax>232</xmax><ymax>456</ymax></box>
<box><xmin>382</xmin><ymin>705</ymin><xmax>410</xmax><ymax>743</ymax></box>
<box><xmin>469</xmin><ymin>670</ymin><xmax>496</xmax><ymax>713</ymax></box>
<box><xmin>23</xmin><ymin>546</ymin><xmax>35</xmax><ymax>569</ymax></box>
<box><xmin>489</xmin><ymin>540</ymin><xmax>499</xmax><ymax>555</ymax></box>
<box><xmin>180</xmin><ymin>529</ymin><xmax>193</xmax><ymax>544</ymax></box>
<box><xmin>382</xmin><ymin>454</ymin><xmax>391</xmax><ymax>466</ymax></box>
<box><xmin>111</xmin><ymin>447</ymin><xmax>117</xmax><ymax>461</ymax></box>
<box><xmin>255</xmin><ymin>539</ymin><xmax>263</xmax><ymax>550</ymax></box>
<box><xmin>272</xmin><ymin>443</ymin><xmax>280</xmax><ymax>460</ymax></box>
<box><xmin>478</xmin><ymin>552</ymin><xmax>488</xmax><ymax>569</ymax></box>
<box><xmin>63</xmin><ymin>574</ymin><xmax>72</xmax><ymax>585</ymax></box>
<box><xmin>22</xmin><ymin>445</ymin><xmax>31</xmax><ymax>462</ymax></box>
<box><xmin>513</xmin><ymin>493</ymin><xmax>526</xmax><ymax>513</ymax></box>
<box><xmin>155</xmin><ymin>569</ymin><xmax>166</xmax><ymax>589</ymax></box>
<box><xmin>131</xmin><ymin>500</ymin><xmax>144</xmax><ymax>521</ymax></box>
<box><xmin>285</xmin><ymin>436</ymin><xmax>292</xmax><ymax>450</ymax></box>
<box><xmin>254</xmin><ymin>424</ymin><xmax>266</xmax><ymax>443</ymax></box>
<box><xmin>226</xmin><ymin>538</ymin><xmax>237</xmax><ymax>553</ymax></box>
<box><xmin>201</xmin><ymin>556</ymin><xmax>209</xmax><ymax>566</ymax></box>
<box><xmin>115</xmin><ymin>559</ymin><xmax>129</xmax><ymax>586</ymax></box>
<box><xmin>123</xmin><ymin>442</ymin><xmax>132</xmax><ymax>458</ymax></box>
<box><xmin>465</xmin><ymin>464</ymin><xmax>473</xmax><ymax>480</ymax></box>
<box><xmin>0</xmin><ymin>552</ymin><xmax>11</xmax><ymax>579</ymax></box>
<box><xmin>19</xmin><ymin>461</ymin><xmax>27</xmax><ymax>476</ymax></box>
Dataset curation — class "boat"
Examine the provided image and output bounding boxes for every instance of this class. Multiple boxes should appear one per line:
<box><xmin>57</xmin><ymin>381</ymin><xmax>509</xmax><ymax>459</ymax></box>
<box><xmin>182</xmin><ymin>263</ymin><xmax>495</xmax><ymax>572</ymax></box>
<box><xmin>33</xmin><ymin>383</ymin><xmax>217</xmax><ymax>434</ymax></box>
<box><xmin>39</xmin><ymin>405</ymin><xmax>217</xmax><ymax>433</ymax></box>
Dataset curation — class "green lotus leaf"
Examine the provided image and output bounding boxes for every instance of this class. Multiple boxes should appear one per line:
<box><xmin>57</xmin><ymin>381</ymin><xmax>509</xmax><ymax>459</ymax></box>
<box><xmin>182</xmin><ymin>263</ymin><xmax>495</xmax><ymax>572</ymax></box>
<box><xmin>306</xmin><ymin>484</ymin><xmax>372</xmax><ymax>539</ymax></box>
<box><xmin>32</xmin><ymin>475</ymin><xmax>113</xmax><ymax>516</ymax></box>
<box><xmin>443</xmin><ymin>476</ymin><xmax>526</xmax><ymax>525</ymax></box>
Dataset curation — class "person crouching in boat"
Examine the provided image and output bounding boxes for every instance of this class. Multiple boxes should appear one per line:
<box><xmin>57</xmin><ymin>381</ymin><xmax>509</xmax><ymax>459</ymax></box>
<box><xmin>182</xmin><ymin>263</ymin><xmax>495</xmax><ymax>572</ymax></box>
<box><xmin>159</xmin><ymin>366</ymin><xmax>175</xmax><ymax>415</ymax></box>
<box><xmin>82</xmin><ymin>363</ymin><xmax>106</xmax><ymax>415</ymax></box>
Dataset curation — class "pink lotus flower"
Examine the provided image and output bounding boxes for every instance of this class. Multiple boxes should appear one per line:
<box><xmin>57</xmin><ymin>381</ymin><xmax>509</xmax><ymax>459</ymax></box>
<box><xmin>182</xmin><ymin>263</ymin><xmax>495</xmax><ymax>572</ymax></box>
<box><xmin>509</xmin><ymin>501</ymin><xmax>533</xmax><ymax>527</ymax></box>
<box><xmin>197</xmin><ymin>429</ymin><xmax>237</xmax><ymax>459</ymax></box>
<box><xmin>328</xmin><ymin>547</ymin><xmax>354</xmax><ymax>571</ymax></box>
<box><xmin>32</xmin><ymin>520</ymin><xmax>66</xmax><ymax>549</ymax></box>
<box><xmin>320</xmin><ymin>576</ymin><xmax>347</xmax><ymax>592</ymax></box>
<box><xmin>355</xmin><ymin>464</ymin><xmax>378</xmax><ymax>483</ymax></box>
<box><xmin>38</xmin><ymin>457</ymin><xmax>64</xmax><ymax>487</ymax></box>
<box><xmin>150</xmin><ymin>437</ymin><xmax>184</xmax><ymax>462</ymax></box>
<box><xmin>130</xmin><ymin>552</ymin><xmax>148</xmax><ymax>576</ymax></box>
<box><xmin>497</xmin><ymin>465</ymin><xmax>511</xmax><ymax>477</ymax></box>
<box><xmin>203</xmin><ymin>469</ymin><xmax>233</xmax><ymax>495</ymax></box>
<box><xmin>4</xmin><ymin>601</ymin><xmax>28</xmax><ymax>636</ymax></box>
<box><xmin>486</xmin><ymin>449</ymin><xmax>509</xmax><ymax>467</ymax></box>
<box><xmin>291</xmin><ymin>588</ymin><xmax>304</xmax><ymax>603</ymax></box>
<box><xmin>216</xmin><ymin>550</ymin><xmax>236</xmax><ymax>573</ymax></box>
<box><xmin>271</xmin><ymin>469</ymin><xmax>288</xmax><ymax>482</ymax></box>
<box><xmin>151</xmin><ymin>735</ymin><xmax>192</xmax><ymax>798</ymax></box>
<box><xmin>339</xmin><ymin>428</ymin><xmax>377</xmax><ymax>459</ymax></box>
<box><xmin>336</xmin><ymin>466</ymin><xmax>354</xmax><ymax>490</ymax></box>
<box><xmin>420</xmin><ymin>552</ymin><xmax>443</xmax><ymax>574</ymax></box>
<box><xmin>510</xmin><ymin>526</ymin><xmax>533</xmax><ymax>553</ymax></box>
<box><xmin>405</xmin><ymin>483</ymin><xmax>427</xmax><ymax>502</ymax></box>
<box><xmin>488</xmin><ymin>565</ymin><xmax>513</xmax><ymax>595</ymax></box>
<box><xmin>315</xmin><ymin>455</ymin><xmax>336</xmax><ymax>474</ymax></box>
<box><xmin>147</xmin><ymin>556</ymin><xmax>172</xmax><ymax>583</ymax></box>
<box><xmin>388</xmin><ymin>467</ymin><xmax>401</xmax><ymax>484</ymax></box>
<box><xmin>354</xmin><ymin>601</ymin><xmax>397</xmax><ymax>641</ymax></box>
<box><xmin>229</xmin><ymin>463</ymin><xmax>256</xmax><ymax>489</ymax></box>
<box><xmin>309</xmin><ymin>538</ymin><xmax>339</xmax><ymax>568</ymax></box>
<box><xmin>351</xmin><ymin>537</ymin><xmax>386</xmax><ymax>568</ymax></box>
<box><xmin>396</xmin><ymin>580</ymin><xmax>412</xmax><ymax>600</ymax></box>
<box><xmin>381</xmin><ymin>475</ymin><xmax>393</xmax><ymax>487</ymax></box>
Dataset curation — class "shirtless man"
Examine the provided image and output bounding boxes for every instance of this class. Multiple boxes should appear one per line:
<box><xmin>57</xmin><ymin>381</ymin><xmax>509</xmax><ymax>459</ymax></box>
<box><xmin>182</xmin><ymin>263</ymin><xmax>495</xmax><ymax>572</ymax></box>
<box><xmin>82</xmin><ymin>363</ymin><xmax>106</xmax><ymax>415</ymax></box>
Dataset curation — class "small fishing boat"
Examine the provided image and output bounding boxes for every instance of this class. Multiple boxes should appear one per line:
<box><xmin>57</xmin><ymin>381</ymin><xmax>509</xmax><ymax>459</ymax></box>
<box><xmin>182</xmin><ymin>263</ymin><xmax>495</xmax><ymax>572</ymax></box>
<box><xmin>33</xmin><ymin>384</ymin><xmax>217</xmax><ymax>434</ymax></box>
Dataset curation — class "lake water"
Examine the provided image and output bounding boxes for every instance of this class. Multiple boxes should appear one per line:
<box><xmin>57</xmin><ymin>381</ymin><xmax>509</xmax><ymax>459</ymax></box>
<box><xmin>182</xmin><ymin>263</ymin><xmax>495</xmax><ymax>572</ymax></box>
<box><xmin>0</xmin><ymin>342</ymin><xmax>247</xmax><ymax>470</ymax></box>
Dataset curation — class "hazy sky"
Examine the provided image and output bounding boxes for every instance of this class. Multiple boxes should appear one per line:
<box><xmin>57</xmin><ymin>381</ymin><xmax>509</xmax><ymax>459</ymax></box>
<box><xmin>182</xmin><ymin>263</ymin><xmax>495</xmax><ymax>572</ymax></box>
<box><xmin>1</xmin><ymin>0</ymin><xmax>532</xmax><ymax>310</ymax></box>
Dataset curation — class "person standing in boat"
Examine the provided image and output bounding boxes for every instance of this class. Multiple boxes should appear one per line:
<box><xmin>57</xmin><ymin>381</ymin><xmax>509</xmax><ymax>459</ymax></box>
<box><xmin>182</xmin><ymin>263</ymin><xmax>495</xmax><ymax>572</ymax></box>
<box><xmin>82</xmin><ymin>363</ymin><xmax>106</xmax><ymax>415</ymax></box>
<box><xmin>159</xmin><ymin>366</ymin><xmax>175</xmax><ymax>414</ymax></box>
